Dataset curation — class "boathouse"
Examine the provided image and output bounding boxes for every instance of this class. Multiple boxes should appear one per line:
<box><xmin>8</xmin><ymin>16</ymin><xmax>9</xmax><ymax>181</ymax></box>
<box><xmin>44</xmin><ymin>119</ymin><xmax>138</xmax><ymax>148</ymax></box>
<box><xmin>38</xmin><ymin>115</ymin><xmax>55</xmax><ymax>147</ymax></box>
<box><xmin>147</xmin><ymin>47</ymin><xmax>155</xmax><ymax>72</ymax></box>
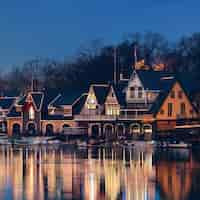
<box><xmin>3</xmin><ymin>68</ymin><xmax>199</xmax><ymax>139</ymax></box>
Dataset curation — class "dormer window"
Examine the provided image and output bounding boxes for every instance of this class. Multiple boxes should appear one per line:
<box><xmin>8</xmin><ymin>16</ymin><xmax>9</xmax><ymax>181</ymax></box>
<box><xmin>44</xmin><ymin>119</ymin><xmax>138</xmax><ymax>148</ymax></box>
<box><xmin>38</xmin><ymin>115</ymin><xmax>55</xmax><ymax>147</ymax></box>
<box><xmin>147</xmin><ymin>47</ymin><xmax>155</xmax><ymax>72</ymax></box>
<box><xmin>29</xmin><ymin>106</ymin><xmax>35</xmax><ymax>120</ymax></box>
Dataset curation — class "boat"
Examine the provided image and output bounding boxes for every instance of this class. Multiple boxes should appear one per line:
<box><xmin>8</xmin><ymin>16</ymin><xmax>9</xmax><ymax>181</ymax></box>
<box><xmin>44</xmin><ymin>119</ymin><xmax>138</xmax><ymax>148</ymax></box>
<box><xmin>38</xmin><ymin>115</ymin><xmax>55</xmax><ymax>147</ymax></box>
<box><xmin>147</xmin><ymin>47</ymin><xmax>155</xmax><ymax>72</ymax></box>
<box><xmin>167</xmin><ymin>142</ymin><xmax>191</xmax><ymax>148</ymax></box>
<box><xmin>157</xmin><ymin>141</ymin><xmax>191</xmax><ymax>148</ymax></box>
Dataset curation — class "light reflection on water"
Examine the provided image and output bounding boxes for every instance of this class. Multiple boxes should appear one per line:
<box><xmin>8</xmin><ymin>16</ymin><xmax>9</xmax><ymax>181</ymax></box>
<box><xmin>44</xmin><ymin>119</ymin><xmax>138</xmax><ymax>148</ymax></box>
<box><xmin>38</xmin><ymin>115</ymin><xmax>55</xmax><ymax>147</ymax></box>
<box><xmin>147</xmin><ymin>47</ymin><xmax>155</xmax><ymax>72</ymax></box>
<box><xmin>0</xmin><ymin>145</ymin><xmax>199</xmax><ymax>200</ymax></box>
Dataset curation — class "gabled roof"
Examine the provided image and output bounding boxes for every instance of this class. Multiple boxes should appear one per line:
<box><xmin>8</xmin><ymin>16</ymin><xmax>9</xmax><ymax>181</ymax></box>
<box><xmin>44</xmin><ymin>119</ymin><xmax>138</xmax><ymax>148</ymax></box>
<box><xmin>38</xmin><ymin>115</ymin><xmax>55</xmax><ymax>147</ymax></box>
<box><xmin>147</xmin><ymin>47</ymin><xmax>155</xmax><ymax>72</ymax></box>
<box><xmin>48</xmin><ymin>87</ymin><xmax>86</xmax><ymax>108</ymax></box>
<box><xmin>50</xmin><ymin>94</ymin><xmax>74</xmax><ymax>107</ymax></box>
<box><xmin>0</xmin><ymin>97</ymin><xmax>16</xmax><ymax>110</ymax></box>
<box><xmin>17</xmin><ymin>92</ymin><xmax>44</xmax><ymax>111</ymax></box>
<box><xmin>31</xmin><ymin>92</ymin><xmax>44</xmax><ymax>111</ymax></box>
<box><xmin>148</xmin><ymin>78</ymin><xmax>198</xmax><ymax>116</ymax></box>
<box><xmin>112</xmin><ymin>84</ymin><xmax>126</xmax><ymax>106</ymax></box>
<box><xmin>92</xmin><ymin>84</ymin><xmax>110</xmax><ymax>105</ymax></box>
<box><xmin>148</xmin><ymin>78</ymin><xmax>176</xmax><ymax>115</ymax></box>
<box><xmin>72</xmin><ymin>93</ymin><xmax>88</xmax><ymax>115</ymax></box>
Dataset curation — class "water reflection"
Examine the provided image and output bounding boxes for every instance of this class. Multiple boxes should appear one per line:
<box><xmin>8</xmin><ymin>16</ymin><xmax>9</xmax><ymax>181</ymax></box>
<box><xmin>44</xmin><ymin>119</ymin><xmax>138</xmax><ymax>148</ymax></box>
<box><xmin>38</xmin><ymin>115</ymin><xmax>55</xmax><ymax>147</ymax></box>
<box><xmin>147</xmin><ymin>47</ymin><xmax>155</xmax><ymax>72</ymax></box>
<box><xmin>0</xmin><ymin>145</ymin><xmax>199</xmax><ymax>200</ymax></box>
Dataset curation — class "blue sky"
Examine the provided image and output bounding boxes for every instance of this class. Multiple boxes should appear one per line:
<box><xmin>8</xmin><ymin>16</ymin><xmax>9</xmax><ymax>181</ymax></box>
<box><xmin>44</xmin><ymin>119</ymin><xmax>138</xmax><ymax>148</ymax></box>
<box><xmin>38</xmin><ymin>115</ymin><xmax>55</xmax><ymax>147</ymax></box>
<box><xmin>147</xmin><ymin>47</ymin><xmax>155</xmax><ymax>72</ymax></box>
<box><xmin>0</xmin><ymin>0</ymin><xmax>200</xmax><ymax>70</ymax></box>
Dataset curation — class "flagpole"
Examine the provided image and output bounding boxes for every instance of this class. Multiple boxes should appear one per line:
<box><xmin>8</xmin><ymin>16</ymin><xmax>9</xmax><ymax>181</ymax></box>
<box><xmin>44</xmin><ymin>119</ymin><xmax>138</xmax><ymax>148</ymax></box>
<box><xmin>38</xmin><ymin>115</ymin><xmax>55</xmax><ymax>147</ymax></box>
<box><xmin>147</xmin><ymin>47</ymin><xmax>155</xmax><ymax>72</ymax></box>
<box><xmin>114</xmin><ymin>47</ymin><xmax>117</xmax><ymax>85</ymax></box>
<box><xmin>134</xmin><ymin>44</ymin><xmax>137</xmax><ymax>70</ymax></box>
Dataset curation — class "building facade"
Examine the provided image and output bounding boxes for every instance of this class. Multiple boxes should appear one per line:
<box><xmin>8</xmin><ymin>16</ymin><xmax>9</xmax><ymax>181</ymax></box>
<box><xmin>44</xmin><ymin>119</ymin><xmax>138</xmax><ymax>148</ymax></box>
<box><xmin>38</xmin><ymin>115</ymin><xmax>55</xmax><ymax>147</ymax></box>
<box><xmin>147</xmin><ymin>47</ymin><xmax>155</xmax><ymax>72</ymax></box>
<box><xmin>4</xmin><ymin>69</ymin><xmax>199</xmax><ymax>139</ymax></box>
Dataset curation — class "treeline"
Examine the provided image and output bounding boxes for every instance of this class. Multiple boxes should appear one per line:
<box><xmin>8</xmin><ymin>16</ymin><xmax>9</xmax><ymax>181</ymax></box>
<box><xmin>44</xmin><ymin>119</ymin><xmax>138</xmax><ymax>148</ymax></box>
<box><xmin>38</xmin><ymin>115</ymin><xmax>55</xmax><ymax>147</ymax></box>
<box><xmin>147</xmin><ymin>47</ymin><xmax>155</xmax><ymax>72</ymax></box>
<box><xmin>1</xmin><ymin>32</ymin><xmax>200</xmax><ymax>94</ymax></box>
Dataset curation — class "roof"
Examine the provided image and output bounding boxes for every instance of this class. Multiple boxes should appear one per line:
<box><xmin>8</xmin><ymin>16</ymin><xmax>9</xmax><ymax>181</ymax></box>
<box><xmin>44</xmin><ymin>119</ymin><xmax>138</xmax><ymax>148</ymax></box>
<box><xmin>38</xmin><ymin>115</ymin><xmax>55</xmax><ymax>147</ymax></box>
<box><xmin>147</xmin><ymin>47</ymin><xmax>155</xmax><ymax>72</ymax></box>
<box><xmin>177</xmin><ymin>73</ymin><xmax>200</xmax><ymax>95</ymax></box>
<box><xmin>50</xmin><ymin>93</ymin><xmax>78</xmax><ymax>107</ymax></box>
<box><xmin>148</xmin><ymin>78</ymin><xmax>177</xmax><ymax>115</ymax></box>
<box><xmin>49</xmin><ymin>87</ymin><xmax>86</xmax><ymax>108</ymax></box>
<box><xmin>0</xmin><ymin>89</ymin><xmax>20</xmax><ymax>97</ymax></box>
<box><xmin>16</xmin><ymin>92</ymin><xmax>44</xmax><ymax>111</ymax></box>
<box><xmin>92</xmin><ymin>84</ymin><xmax>110</xmax><ymax>105</ymax></box>
<box><xmin>0</xmin><ymin>97</ymin><xmax>16</xmax><ymax>110</ymax></box>
<box><xmin>17</xmin><ymin>96</ymin><xmax>26</xmax><ymax>105</ymax></box>
<box><xmin>112</xmin><ymin>84</ymin><xmax>126</xmax><ymax>106</ymax></box>
<box><xmin>31</xmin><ymin>92</ymin><xmax>44</xmax><ymax>110</ymax></box>
<box><xmin>137</xmin><ymin>70</ymin><xmax>175</xmax><ymax>90</ymax></box>
<box><xmin>148</xmin><ymin>77</ymin><xmax>199</xmax><ymax>116</ymax></box>
<box><xmin>7</xmin><ymin>106</ymin><xmax>21</xmax><ymax>118</ymax></box>
<box><xmin>72</xmin><ymin>93</ymin><xmax>88</xmax><ymax>115</ymax></box>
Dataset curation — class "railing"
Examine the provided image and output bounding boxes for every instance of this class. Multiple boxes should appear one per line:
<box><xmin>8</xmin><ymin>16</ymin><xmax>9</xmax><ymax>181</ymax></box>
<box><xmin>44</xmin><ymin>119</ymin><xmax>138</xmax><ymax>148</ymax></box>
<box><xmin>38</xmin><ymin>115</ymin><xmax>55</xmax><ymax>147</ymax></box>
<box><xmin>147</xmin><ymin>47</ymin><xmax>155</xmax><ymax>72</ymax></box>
<box><xmin>74</xmin><ymin>115</ymin><xmax>116</xmax><ymax>121</ymax></box>
<box><xmin>74</xmin><ymin>114</ymin><xmax>145</xmax><ymax>121</ymax></box>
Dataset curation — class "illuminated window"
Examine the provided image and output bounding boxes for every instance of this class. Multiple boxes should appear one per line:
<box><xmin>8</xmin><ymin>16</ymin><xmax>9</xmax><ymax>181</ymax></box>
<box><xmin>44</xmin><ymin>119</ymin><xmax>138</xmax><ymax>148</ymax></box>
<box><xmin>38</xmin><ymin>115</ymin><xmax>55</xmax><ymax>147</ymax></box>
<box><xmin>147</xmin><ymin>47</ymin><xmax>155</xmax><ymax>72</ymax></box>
<box><xmin>106</xmin><ymin>105</ymin><xmax>120</xmax><ymax>116</ymax></box>
<box><xmin>29</xmin><ymin>106</ymin><xmax>35</xmax><ymax>120</ymax></box>
<box><xmin>87</xmin><ymin>94</ymin><xmax>96</xmax><ymax>109</ymax></box>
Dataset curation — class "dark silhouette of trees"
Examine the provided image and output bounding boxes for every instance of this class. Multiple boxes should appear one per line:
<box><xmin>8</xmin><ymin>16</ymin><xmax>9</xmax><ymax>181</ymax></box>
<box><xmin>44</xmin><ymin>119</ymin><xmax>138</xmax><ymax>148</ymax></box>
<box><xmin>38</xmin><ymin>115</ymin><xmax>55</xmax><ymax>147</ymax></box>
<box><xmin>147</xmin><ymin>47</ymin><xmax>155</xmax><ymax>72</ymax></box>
<box><xmin>2</xmin><ymin>32</ymin><xmax>200</xmax><ymax>94</ymax></box>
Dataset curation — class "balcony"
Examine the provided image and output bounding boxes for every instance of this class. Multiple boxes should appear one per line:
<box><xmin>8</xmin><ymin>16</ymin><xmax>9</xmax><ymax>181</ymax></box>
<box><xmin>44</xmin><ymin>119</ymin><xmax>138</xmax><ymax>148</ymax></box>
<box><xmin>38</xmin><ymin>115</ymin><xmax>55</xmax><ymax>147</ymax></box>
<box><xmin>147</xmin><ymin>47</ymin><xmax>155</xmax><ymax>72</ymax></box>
<box><xmin>74</xmin><ymin>114</ymin><xmax>145</xmax><ymax>121</ymax></box>
<box><xmin>74</xmin><ymin>114</ymin><xmax>117</xmax><ymax>121</ymax></box>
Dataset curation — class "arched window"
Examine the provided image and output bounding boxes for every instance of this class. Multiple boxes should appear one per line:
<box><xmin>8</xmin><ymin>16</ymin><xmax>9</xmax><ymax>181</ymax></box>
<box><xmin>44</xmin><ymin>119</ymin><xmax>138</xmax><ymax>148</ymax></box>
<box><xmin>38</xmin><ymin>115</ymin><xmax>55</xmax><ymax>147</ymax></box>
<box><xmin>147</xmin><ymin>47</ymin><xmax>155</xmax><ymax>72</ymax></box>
<box><xmin>29</xmin><ymin>106</ymin><xmax>35</xmax><ymax>120</ymax></box>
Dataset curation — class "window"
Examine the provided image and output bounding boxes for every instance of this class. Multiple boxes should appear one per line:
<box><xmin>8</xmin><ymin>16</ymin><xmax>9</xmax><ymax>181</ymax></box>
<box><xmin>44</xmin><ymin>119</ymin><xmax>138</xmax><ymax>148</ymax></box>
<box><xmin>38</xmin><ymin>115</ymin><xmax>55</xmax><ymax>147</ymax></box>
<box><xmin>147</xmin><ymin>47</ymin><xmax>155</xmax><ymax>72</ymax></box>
<box><xmin>29</xmin><ymin>106</ymin><xmax>35</xmax><ymax>120</ymax></box>
<box><xmin>130</xmin><ymin>87</ymin><xmax>135</xmax><ymax>98</ymax></box>
<box><xmin>168</xmin><ymin>103</ymin><xmax>173</xmax><ymax>117</ymax></box>
<box><xmin>106</xmin><ymin>105</ymin><xmax>120</xmax><ymax>116</ymax></box>
<box><xmin>87</xmin><ymin>94</ymin><xmax>96</xmax><ymax>109</ymax></box>
<box><xmin>170</xmin><ymin>91</ymin><xmax>175</xmax><ymax>98</ymax></box>
<box><xmin>178</xmin><ymin>91</ymin><xmax>183</xmax><ymax>99</ymax></box>
<box><xmin>138</xmin><ymin>87</ymin><xmax>143</xmax><ymax>98</ymax></box>
<box><xmin>180</xmin><ymin>103</ymin><xmax>186</xmax><ymax>115</ymax></box>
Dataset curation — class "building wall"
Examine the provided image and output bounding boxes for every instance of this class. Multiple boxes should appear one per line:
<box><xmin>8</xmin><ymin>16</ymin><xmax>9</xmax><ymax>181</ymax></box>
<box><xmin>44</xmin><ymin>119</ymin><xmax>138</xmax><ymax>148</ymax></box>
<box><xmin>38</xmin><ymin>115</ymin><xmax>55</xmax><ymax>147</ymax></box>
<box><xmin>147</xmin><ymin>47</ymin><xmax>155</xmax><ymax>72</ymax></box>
<box><xmin>104</xmin><ymin>86</ymin><xmax>120</xmax><ymax>115</ymax></box>
<box><xmin>156</xmin><ymin>82</ymin><xmax>198</xmax><ymax>121</ymax></box>
<box><xmin>81</xmin><ymin>86</ymin><xmax>99</xmax><ymax>115</ymax></box>
<box><xmin>126</xmin><ymin>71</ymin><xmax>146</xmax><ymax>103</ymax></box>
<box><xmin>22</xmin><ymin>104</ymin><xmax>41</xmax><ymax>133</ymax></box>
<box><xmin>7</xmin><ymin>117</ymin><xmax>22</xmax><ymax>136</ymax></box>
<box><xmin>41</xmin><ymin>120</ymin><xmax>77</xmax><ymax>134</ymax></box>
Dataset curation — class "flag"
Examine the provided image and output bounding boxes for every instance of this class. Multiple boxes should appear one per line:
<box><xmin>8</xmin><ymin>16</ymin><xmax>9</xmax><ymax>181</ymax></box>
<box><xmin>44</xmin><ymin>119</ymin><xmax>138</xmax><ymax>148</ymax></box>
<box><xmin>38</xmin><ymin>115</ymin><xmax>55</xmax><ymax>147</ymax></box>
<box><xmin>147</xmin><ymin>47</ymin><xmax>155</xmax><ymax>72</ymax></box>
<box><xmin>135</xmin><ymin>59</ymin><xmax>145</xmax><ymax>70</ymax></box>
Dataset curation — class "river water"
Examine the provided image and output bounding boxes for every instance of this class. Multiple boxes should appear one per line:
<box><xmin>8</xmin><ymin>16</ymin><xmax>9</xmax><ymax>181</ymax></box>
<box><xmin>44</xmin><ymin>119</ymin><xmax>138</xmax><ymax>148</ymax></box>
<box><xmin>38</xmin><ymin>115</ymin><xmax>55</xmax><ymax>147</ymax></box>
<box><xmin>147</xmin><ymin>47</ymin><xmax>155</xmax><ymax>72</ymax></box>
<box><xmin>0</xmin><ymin>144</ymin><xmax>199</xmax><ymax>200</ymax></box>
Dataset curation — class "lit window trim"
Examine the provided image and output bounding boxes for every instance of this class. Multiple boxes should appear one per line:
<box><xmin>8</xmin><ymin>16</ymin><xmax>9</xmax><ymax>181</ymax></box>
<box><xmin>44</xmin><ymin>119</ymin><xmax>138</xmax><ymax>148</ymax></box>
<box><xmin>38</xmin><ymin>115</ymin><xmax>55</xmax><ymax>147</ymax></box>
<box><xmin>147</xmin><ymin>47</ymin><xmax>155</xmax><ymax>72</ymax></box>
<box><xmin>106</xmin><ymin>105</ymin><xmax>120</xmax><ymax>116</ymax></box>
<box><xmin>87</xmin><ymin>95</ymin><xmax>96</xmax><ymax>110</ymax></box>
<box><xmin>29</xmin><ymin>106</ymin><xmax>35</xmax><ymax>120</ymax></box>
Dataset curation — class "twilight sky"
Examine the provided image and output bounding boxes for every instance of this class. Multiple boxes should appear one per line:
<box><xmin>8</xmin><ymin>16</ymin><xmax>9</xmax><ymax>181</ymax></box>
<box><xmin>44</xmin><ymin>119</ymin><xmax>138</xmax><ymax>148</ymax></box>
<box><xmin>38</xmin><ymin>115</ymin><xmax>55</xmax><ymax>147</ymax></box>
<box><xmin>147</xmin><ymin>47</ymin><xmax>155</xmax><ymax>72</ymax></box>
<box><xmin>0</xmin><ymin>0</ymin><xmax>199</xmax><ymax>70</ymax></box>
